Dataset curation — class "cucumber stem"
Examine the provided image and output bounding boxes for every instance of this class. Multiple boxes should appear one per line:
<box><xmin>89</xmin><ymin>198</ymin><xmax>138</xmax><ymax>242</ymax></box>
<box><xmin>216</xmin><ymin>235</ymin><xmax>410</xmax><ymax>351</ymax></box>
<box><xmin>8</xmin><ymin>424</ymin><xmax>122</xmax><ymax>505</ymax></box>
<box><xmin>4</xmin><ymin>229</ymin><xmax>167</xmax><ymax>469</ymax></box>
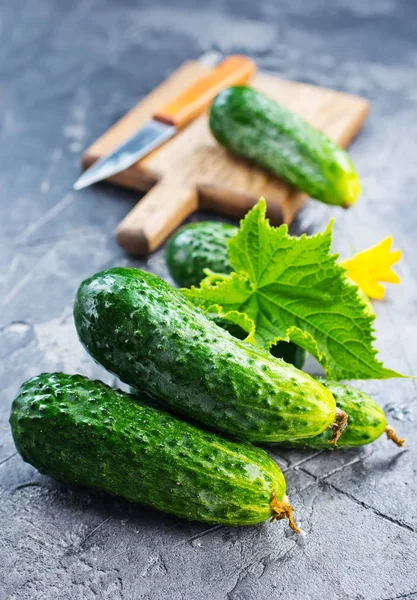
<box><xmin>328</xmin><ymin>408</ymin><xmax>348</xmax><ymax>446</ymax></box>
<box><xmin>385</xmin><ymin>425</ymin><xmax>406</xmax><ymax>447</ymax></box>
<box><xmin>270</xmin><ymin>491</ymin><xmax>300</xmax><ymax>533</ymax></box>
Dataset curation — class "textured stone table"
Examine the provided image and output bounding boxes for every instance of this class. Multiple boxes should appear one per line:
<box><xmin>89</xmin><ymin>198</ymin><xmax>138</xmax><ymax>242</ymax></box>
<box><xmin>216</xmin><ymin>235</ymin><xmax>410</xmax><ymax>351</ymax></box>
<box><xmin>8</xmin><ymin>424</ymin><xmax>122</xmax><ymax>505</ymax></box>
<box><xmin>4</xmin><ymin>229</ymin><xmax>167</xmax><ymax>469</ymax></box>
<box><xmin>1</xmin><ymin>1</ymin><xmax>417</xmax><ymax>598</ymax></box>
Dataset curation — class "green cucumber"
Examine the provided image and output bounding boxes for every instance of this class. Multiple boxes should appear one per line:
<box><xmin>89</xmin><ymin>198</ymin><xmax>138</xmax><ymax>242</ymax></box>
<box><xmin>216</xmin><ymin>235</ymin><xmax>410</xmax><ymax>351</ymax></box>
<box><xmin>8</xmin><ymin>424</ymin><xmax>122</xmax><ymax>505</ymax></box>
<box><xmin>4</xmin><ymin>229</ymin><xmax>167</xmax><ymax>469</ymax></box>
<box><xmin>210</xmin><ymin>86</ymin><xmax>361</xmax><ymax>207</ymax></box>
<box><xmin>10</xmin><ymin>373</ymin><xmax>298</xmax><ymax>528</ymax></box>
<box><xmin>166</xmin><ymin>221</ymin><xmax>306</xmax><ymax>369</ymax></box>
<box><xmin>166</xmin><ymin>221</ymin><xmax>236</xmax><ymax>288</ymax></box>
<box><xmin>213</xmin><ymin>317</ymin><xmax>306</xmax><ymax>370</ymax></box>
<box><xmin>274</xmin><ymin>380</ymin><xmax>403</xmax><ymax>449</ymax></box>
<box><xmin>74</xmin><ymin>267</ymin><xmax>336</xmax><ymax>443</ymax></box>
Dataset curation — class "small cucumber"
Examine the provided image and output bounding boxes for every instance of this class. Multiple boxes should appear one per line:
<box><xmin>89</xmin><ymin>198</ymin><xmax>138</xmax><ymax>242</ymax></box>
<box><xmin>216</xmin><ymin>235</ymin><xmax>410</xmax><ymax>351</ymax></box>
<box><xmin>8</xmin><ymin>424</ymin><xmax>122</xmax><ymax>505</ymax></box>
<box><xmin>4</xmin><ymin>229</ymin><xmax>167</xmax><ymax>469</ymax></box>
<box><xmin>74</xmin><ymin>267</ymin><xmax>336</xmax><ymax>443</ymax></box>
<box><xmin>274</xmin><ymin>380</ymin><xmax>404</xmax><ymax>449</ymax></box>
<box><xmin>210</xmin><ymin>86</ymin><xmax>361</xmax><ymax>207</ymax></box>
<box><xmin>10</xmin><ymin>373</ymin><xmax>298</xmax><ymax>528</ymax></box>
<box><xmin>166</xmin><ymin>221</ymin><xmax>236</xmax><ymax>288</ymax></box>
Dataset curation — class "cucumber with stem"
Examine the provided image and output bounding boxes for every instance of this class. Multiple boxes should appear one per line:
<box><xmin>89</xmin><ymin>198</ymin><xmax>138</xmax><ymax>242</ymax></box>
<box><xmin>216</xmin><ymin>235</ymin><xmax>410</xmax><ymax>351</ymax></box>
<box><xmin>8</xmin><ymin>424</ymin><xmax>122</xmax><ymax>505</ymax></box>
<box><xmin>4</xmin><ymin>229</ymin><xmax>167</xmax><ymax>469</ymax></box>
<box><xmin>272</xmin><ymin>380</ymin><xmax>405</xmax><ymax>450</ymax></box>
<box><xmin>74</xmin><ymin>267</ymin><xmax>340</xmax><ymax>444</ymax></box>
<box><xmin>10</xmin><ymin>372</ymin><xmax>299</xmax><ymax>529</ymax></box>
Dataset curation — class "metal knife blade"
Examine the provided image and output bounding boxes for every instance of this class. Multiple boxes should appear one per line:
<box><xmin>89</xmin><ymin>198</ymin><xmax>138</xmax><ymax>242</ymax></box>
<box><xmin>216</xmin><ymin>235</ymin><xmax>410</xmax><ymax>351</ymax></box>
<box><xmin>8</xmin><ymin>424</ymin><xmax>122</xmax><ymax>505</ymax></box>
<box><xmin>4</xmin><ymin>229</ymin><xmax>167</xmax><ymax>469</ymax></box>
<box><xmin>74</xmin><ymin>55</ymin><xmax>255</xmax><ymax>191</ymax></box>
<box><xmin>73</xmin><ymin>120</ymin><xmax>175</xmax><ymax>190</ymax></box>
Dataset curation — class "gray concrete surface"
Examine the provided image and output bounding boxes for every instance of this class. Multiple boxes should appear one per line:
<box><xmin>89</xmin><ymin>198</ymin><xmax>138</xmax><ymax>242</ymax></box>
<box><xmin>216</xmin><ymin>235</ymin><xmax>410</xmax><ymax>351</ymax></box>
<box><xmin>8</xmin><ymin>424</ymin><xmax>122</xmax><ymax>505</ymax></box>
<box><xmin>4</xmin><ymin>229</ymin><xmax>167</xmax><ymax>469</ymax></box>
<box><xmin>1</xmin><ymin>1</ymin><xmax>417</xmax><ymax>598</ymax></box>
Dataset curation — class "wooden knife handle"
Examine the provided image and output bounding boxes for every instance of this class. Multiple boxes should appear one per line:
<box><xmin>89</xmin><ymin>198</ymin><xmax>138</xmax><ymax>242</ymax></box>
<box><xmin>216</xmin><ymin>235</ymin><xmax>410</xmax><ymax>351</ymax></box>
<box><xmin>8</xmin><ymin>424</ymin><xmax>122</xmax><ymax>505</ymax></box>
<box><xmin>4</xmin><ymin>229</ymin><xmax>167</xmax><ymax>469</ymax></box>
<box><xmin>153</xmin><ymin>55</ymin><xmax>256</xmax><ymax>130</ymax></box>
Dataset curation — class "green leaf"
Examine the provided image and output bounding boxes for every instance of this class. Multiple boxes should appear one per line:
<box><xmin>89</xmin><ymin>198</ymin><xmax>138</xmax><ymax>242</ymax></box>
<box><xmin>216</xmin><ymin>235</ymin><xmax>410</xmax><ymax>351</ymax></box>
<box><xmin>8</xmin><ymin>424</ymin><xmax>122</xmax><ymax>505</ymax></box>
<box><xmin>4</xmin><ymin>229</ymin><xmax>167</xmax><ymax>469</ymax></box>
<box><xmin>182</xmin><ymin>198</ymin><xmax>404</xmax><ymax>380</ymax></box>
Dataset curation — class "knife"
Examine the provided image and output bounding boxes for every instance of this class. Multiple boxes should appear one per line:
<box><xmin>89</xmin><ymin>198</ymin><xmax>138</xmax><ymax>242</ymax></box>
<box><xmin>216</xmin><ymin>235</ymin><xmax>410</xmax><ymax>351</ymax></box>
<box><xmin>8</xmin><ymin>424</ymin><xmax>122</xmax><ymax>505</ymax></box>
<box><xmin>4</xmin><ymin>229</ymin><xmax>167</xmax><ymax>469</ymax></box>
<box><xmin>73</xmin><ymin>55</ymin><xmax>256</xmax><ymax>190</ymax></box>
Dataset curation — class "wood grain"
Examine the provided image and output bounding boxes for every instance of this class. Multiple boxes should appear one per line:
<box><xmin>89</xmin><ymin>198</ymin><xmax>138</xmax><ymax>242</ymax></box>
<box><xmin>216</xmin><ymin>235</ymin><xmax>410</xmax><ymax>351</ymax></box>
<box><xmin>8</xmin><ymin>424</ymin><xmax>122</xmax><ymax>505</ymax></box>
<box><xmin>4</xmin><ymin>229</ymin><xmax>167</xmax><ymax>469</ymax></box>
<box><xmin>82</xmin><ymin>60</ymin><xmax>369</xmax><ymax>255</ymax></box>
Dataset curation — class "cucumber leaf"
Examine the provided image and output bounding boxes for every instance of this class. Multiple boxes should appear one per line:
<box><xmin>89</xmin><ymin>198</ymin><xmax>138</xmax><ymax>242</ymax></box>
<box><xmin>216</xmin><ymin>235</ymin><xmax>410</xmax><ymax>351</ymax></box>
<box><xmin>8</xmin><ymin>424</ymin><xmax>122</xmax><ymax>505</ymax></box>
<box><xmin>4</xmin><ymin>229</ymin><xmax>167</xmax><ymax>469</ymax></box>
<box><xmin>182</xmin><ymin>198</ymin><xmax>404</xmax><ymax>380</ymax></box>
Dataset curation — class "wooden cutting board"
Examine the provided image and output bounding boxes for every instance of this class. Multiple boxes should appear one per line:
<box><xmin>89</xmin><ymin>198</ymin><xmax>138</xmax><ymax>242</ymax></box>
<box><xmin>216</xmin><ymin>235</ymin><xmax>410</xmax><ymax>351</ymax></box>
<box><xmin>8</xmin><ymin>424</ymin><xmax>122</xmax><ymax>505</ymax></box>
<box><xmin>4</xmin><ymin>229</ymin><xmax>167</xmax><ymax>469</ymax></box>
<box><xmin>82</xmin><ymin>60</ymin><xmax>369</xmax><ymax>255</ymax></box>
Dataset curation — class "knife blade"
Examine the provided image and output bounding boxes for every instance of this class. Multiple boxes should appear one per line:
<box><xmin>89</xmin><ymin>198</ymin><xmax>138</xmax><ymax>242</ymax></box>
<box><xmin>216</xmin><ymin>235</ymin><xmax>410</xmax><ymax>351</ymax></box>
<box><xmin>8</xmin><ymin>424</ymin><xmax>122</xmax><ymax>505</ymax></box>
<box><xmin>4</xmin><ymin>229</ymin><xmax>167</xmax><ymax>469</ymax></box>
<box><xmin>73</xmin><ymin>55</ymin><xmax>256</xmax><ymax>190</ymax></box>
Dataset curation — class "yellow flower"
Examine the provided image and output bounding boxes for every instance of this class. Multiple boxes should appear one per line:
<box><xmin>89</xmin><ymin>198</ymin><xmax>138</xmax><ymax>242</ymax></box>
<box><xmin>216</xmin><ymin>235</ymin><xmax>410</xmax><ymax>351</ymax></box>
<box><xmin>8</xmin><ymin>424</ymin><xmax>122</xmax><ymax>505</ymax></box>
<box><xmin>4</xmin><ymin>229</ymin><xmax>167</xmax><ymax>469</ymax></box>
<box><xmin>340</xmin><ymin>236</ymin><xmax>401</xmax><ymax>300</ymax></box>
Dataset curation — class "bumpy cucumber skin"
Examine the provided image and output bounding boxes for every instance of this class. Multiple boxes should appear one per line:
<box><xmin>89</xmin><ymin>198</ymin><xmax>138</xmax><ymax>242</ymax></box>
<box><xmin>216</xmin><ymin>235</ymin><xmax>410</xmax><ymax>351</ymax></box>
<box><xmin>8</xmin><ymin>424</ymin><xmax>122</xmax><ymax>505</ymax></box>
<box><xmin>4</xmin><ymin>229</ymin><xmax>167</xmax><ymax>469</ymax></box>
<box><xmin>166</xmin><ymin>221</ymin><xmax>236</xmax><ymax>288</ymax></box>
<box><xmin>274</xmin><ymin>380</ymin><xmax>387</xmax><ymax>449</ymax></box>
<box><xmin>214</xmin><ymin>318</ymin><xmax>306</xmax><ymax>371</ymax></box>
<box><xmin>10</xmin><ymin>373</ymin><xmax>287</xmax><ymax>526</ymax></box>
<box><xmin>166</xmin><ymin>221</ymin><xmax>306</xmax><ymax>369</ymax></box>
<box><xmin>210</xmin><ymin>86</ymin><xmax>361</xmax><ymax>207</ymax></box>
<box><xmin>74</xmin><ymin>268</ymin><xmax>335</xmax><ymax>443</ymax></box>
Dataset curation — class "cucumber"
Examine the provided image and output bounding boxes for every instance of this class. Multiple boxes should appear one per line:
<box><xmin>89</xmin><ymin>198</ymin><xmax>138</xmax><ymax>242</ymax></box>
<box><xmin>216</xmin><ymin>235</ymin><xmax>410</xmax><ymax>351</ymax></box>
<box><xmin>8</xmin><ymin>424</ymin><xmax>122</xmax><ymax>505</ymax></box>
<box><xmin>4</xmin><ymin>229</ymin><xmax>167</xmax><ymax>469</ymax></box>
<box><xmin>273</xmin><ymin>380</ymin><xmax>401</xmax><ymax>449</ymax></box>
<box><xmin>74</xmin><ymin>267</ymin><xmax>336</xmax><ymax>443</ymax></box>
<box><xmin>210</xmin><ymin>86</ymin><xmax>361</xmax><ymax>207</ymax></box>
<box><xmin>166</xmin><ymin>221</ymin><xmax>306</xmax><ymax>370</ymax></box>
<box><xmin>10</xmin><ymin>373</ymin><xmax>298</xmax><ymax>528</ymax></box>
<box><xmin>166</xmin><ymin>221</ymin><xmax>236</xmax><ymax>288</ymax></box>
<box><xmin>213</xmin><ymin>317</ymin><xmax>306</xmax><ymax>370</ymax></box>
